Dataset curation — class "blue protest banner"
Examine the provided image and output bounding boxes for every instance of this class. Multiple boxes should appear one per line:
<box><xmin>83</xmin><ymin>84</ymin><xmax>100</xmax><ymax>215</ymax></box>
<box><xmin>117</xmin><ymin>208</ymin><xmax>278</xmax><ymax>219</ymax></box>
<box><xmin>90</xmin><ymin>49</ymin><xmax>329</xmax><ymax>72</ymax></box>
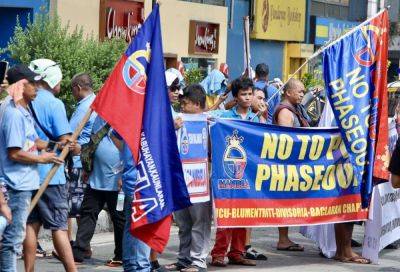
<box><xmin>178</xmin><ymin>114</ymin><xmax>210</xmax><ymax>203</ymax></box>
<box><xmin>211</xmin><ymin>119</ymin><xmax>368</xmax><ymax>227</ymax></box>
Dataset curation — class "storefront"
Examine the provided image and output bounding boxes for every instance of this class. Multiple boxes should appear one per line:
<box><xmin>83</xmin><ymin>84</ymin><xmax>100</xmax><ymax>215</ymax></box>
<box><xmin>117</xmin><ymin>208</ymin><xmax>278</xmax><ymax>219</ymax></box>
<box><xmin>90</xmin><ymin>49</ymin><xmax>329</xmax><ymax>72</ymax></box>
<box><xmin>159</xmin><ymin>0</ymin><xmax>227</xmax><ymax>75</ymax></box>
<box><xmin>251</xmin><ymin>0</ymin><xmax>311</xmax><ymax>80</ymax></box>
<box><xmin>53</xmin><ymin>0</ymin><xmax>150</xmax><ymax>40</ymax></box>
<box><xmin>309</xmin><ymin>16</ymin><xmax>358</xmax><ymax>46</ymax></box>
<box><xmin>308</xmin><ymin>16</ymin><xmax>358</xmax><ymax>76</ymax></box>
<box><xmin>53</xmin><ymin>0</ymin><xmax>227</xmax><ymax>75</ymax></box>
<box><xmin>226</xmin><ymin>0</ymin><xmax>310</xmax><ymax>81</ymax></box>
<box><xmin>0</xmin><ymin>0</ymin><xmax>49</xmax><ymax>61</ymax></box>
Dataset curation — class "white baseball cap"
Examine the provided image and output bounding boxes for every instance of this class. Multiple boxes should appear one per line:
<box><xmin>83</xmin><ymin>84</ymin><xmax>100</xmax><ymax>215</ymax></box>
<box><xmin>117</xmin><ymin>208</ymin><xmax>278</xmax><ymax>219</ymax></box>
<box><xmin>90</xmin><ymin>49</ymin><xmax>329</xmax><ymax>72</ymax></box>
<box><xmin>29</xmin><ymin>59</ymin><xmax>62</xmax><ymax>89</ymax></box>
<box><xmin>165</xmin><ymin>70</ymin><xmax>179</xmax><ymax>87</ymax></box>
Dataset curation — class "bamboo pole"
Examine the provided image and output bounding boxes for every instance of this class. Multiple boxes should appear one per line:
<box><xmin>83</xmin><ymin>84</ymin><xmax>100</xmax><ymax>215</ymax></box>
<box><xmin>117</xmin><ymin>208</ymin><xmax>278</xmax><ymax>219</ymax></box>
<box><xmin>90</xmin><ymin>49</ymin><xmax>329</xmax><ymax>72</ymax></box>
<box><xmin>243</xmin><ymin>16</ymin><xmax>251</xmax><ymax>78</ymax></box>
<box><xmin>29</xmin><ymin>108</ymin><xmax>93</xmax><ymax>213</ymax></box>
<box><xmin>266</xmin><ymin>7</ymin><xmax>388</xmax><ymax>104</ymax></box>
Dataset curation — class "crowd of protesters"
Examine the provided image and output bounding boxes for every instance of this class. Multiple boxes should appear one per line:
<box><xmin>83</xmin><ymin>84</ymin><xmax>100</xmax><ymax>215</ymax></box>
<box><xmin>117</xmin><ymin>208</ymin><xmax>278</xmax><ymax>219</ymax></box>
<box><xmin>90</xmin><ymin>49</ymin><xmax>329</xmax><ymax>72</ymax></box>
<box><xmin>0</xmin><ymin>59</ymin><xmax>400</xmax><ymax>272</ymax></box>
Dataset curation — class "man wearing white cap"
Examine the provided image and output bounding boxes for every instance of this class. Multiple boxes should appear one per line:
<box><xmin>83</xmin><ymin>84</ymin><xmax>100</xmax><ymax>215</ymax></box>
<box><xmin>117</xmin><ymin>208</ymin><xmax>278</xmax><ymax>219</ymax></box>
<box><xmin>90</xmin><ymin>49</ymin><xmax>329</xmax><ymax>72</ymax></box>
<box><xmin>23</xmin><ymin>59</ymin><xmax>77</xmax><ymax>272</ymax></box>
<box><xmin>146</xmin><ymin>71</ymin><xmax>184</xmax><ymax>272</ymax></box>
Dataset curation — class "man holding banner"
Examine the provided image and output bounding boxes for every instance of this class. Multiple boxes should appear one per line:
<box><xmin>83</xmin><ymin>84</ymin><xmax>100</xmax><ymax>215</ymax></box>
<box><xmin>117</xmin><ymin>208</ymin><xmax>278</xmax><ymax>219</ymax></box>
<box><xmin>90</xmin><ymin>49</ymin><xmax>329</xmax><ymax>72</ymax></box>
<box><xmin>209</xmin><ymin>8</ymin><xmax>389</xmax><ymax>266</ymax></box>
<box><xmin>165</xmin><ymin>84</ymin><xmax>211</xmax><ymax>272</ymax></box>
<box><xmin>210</xmin><ymin>77</ymin><xmax>258</xmax><ymax>267</ymax></box>
<box><xmin>273</xmin><ymin>78</ymin><xmax>307</xmax><ymax>252</ymax></box>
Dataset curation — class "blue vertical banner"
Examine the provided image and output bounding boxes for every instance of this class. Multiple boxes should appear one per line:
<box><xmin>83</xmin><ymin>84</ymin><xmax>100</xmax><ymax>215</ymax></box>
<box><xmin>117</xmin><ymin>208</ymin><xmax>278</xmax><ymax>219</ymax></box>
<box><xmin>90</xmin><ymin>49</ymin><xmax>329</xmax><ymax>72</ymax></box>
<box><xmin>177</xmin><ymin>114</ymin><xmax>210</xmax><ymax>204</ymax></box>
<box><xmin>323</xmin><ymin>10</ymin><xmax>390</xmax><ymax>208</ymax></box>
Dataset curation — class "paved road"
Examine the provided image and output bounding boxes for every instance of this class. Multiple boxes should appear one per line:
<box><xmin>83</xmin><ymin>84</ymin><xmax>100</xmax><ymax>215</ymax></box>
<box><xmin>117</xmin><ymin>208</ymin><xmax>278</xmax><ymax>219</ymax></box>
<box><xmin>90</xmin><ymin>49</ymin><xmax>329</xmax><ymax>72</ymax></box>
<box><xmin>18</xmin><ymin>225</ymin><xmax>400</xmax><ymax>272</ymax></box>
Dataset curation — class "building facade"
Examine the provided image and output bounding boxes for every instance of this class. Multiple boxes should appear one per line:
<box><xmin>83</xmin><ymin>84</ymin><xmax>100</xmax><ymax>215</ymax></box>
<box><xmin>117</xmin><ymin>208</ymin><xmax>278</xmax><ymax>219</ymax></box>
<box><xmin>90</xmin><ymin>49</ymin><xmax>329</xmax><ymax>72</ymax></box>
<box><xmin>50</xmin><ymin>0</ymin><xmax>227</xmax><ymax>75</ymax></box>
<box><xmin>226</xmin><ymin>0</ymin><xmax>312</xmax><ymax>81</ymax></box>
<box><xmin>0</xmin><ymin>0</ymin><xmax>49</xmax><ymax>61</ymax></box>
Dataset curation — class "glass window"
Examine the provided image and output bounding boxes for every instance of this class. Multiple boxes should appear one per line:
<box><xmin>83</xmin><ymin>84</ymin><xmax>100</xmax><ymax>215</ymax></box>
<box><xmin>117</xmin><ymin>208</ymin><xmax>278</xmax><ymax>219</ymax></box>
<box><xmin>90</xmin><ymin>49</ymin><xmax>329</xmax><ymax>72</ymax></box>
<box><xmin>181</xmin><ymin>57</ymin><xmax>217</xmax><ymax>77</ymax></box>
<box><xmin>180</xmin><ymin>0</ymin><xmax>225</xmax><ymax>7</ymax></box>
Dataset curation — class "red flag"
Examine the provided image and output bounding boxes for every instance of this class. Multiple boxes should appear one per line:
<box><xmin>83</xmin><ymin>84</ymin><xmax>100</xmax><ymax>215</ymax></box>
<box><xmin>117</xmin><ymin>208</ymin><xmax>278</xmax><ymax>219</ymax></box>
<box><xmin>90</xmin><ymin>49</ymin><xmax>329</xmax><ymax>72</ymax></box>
<box><xmin>91</xmin><ymin>53</ymin><xmax>147</xmax><ymax>163</ymax></box>
<box><xmin>371</xmin><ymin>10</ymin><xmax>390</xmax><ymax>182</ymax></box>
<box><xmin>92</xmin><ymin>5</ymin><xmax>191</xmax><ymax>253</ymax></box>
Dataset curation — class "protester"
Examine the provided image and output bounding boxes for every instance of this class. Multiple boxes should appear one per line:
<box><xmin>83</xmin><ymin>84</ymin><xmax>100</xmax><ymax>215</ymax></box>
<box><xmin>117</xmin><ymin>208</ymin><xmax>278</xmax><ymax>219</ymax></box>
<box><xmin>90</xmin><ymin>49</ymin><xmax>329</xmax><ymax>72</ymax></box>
<box><xmin>273</xmin><ymin>78</ymin><xmax>307</xmax><ymax>252</ymax></box>
<box><xmin>0</xmin><ymin>65</ymin><xmax>63</xmax><ymax>271</ymax></box>
<box><xmin>146</xmin><ymin>70</ymin><xmax>186</xmax><ymax>272</ymax></box>
<box><xmin>24</xmin><ymin>59</ymin><xmax>78</xmax><ymax>272</ymax></box>
<box><xmin>72</xmin><ymin>116</ymin><xmax>124</xmax><ymax>267</ymax></box>
<box><xmin>166</xmin><ymin>70</ymin><xmax>184</xmax><ymax>129</ymax></box>
<box><xmin>109</xmin><ymin>132</ymin><xmax>151</xmax><ymax>272</ymax></box>
<box><xmin>200</xmin><ymin>69</ymin><xmax>228</xmax><ymax>110</ymax></box>
<box><xmin>66</xmin><ymin>73</ymin><xmax>97</xmax><ymax>248</ymax></box>
<box><xmin>390</xmin><ymin>139</ymin><xmax>400</xmax><ymax>188</ymax></box>
<box><xmin>250</xmin><ymin>87</ymin><xmax>268</xmax><ymax>124</ymax></box>
<box><xmin>254</xmin><ymin>63</ymin><xmax>281</xmax><ymax>124</ymax></box>
<box><xmin>210</xmin><ymin>77</ymin><xmax>258</xmax><ymax>267</ymax></box>
<box><xmin>165</xmin><ymin>84</ymin><xmax>212</xmax><ymax>272</ymax></box>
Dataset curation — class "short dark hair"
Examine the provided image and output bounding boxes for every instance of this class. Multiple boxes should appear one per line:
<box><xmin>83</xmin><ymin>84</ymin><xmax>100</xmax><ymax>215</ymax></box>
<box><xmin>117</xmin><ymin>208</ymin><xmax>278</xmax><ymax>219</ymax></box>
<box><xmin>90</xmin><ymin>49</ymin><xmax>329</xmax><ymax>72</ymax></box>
<box><xmin>180</xmin><ymin>84</ymin><xmax>206</xmax><ymax>109</ymax></box>
<box><xmin>231</xmin><ymin>77</ymin><xmax>254</xmax><ymax>97</ymax></box>
<box><xmin>255</xmin><ymin>63</ymin><xmax>269</xmax><ymax>79</ymax></box>
<box><xmin>71</xmin><ymin>73</ymin><xmax>93</xmax><ymax>89</ymax></box>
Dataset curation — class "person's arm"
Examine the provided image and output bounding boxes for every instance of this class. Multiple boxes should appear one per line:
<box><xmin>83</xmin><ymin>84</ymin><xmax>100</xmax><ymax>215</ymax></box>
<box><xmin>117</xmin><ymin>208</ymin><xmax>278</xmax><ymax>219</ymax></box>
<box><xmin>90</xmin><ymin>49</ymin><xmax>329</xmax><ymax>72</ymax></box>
<box><xmin>0</xmin><ymin>191</ymin><xmax>11</xmax><ymax>223</ymax></box>
<box><xmin>209</xmin><ymin>93</ymin><xmax>229</xmax><ymax>111</ymax></box>
<box><xmin>174</xmin><ymin>116</ymin><xmax>184</xmax><ymax>130</ymax></box>
<box><xmin>224</xmin><ymin>100</ymin><xmax>237</xmax><ymax>110</ymax></box>
<box><xmin>276</xmin><ymin>108</ymin><xmax>294</xmax><ymax>127</ymax></box>
<box><xmin>58</xmin><ymin>134</ymin><xmax>81</xmax><ymax>155</ymax></box>
<box><xmin>8</xmin><ymin>147</ymin><xmax>63</xmax><ymax>164</ymax></box>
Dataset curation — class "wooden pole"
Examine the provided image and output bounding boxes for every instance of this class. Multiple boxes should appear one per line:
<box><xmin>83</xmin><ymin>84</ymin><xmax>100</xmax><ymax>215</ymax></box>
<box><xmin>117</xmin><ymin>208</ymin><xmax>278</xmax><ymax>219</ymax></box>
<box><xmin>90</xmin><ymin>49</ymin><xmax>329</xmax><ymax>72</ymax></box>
<box><xmin>229</xmin><ymin>0</ymin><xmax>235</xmax><ymax>29</ymax></box>
<box><xmin>29</xmin><ymin>108</ymin><xmax>93</xmax><ymax>213</ymax></box>
<box><xmin>243</xmin><ymin>16</ymin><xmax>251</xmax><ymax>78</ymax></box>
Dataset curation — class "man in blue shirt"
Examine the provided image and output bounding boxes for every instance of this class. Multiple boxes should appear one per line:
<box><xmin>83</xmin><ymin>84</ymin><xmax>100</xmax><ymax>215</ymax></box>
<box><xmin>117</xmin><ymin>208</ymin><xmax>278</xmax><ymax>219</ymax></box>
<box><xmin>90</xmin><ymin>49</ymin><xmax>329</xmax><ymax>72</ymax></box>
<box><xmin>110</xmin><ymin>133</ymin><xmax>152</xmax><ymax>272</ymax></box>
<box><xmin>0</xmin><ymin>65</ymin><xmax>62</xmax><ymax>272</ymax></box>
<box><xmin>253</xmin><ymin>63</ymin><xmax>281</xmax><ymax>124</ymax></box>
<box><xmin>66</xmin><ymin>73</ymin><xmax>97</xmax><ymax>245</ymax></box>
<box><xmin>72</xmin><ymin>117</ymin><xmax>125</xmax><ymax>268</ymax></box>
<box><xmin>24</xmin><ymin>59</ymin><xmax>77</xmax><ymax>272</ymax></box>
<box><xmin>210</xmin><ymin>78</ymin><xmax>257</xmax><ymax>267</ymax></box>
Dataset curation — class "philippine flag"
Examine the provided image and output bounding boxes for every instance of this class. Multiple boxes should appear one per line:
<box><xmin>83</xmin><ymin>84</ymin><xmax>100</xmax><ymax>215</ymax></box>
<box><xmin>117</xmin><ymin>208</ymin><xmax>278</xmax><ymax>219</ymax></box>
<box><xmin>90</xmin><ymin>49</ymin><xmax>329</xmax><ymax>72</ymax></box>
<box><xmin>91</xmin><ymin>4</ymin><xmax>191</xmax><ymax>253</ymax></box>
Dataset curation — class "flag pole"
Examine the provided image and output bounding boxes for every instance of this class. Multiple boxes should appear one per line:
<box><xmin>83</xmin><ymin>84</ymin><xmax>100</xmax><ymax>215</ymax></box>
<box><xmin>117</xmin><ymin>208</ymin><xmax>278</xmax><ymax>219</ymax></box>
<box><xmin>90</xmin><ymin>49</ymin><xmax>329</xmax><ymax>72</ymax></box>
<box><xmin>29</xmin><ymin>108</ymin><xmax>93</xmax><ymax>213</ymax></box>
<box><xmin>266</xmin><ymin>7</ymin><xmax>388</xmax><ymax>104</ymax></box>
<box><xmin>243</xmin><ymin>16</ymin><xmax>251</xmax><ymax>78</ymax></box>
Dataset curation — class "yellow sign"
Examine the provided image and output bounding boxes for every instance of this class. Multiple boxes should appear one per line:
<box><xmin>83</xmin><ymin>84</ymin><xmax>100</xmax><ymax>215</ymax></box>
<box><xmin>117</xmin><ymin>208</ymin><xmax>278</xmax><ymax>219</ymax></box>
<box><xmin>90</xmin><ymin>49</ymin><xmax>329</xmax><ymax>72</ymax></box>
<box><xmin>251</xmin><ymin>0</ymin><xmax>306</xmax><ymax>41</ymax></box>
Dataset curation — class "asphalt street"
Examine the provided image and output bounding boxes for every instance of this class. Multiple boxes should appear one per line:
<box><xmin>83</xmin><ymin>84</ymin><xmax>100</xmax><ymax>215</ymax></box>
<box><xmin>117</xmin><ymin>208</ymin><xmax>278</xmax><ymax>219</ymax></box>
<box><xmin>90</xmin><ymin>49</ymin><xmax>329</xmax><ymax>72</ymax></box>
<box><xmin>19</xmin><ymin>225</ymin><xmax>400</xmax><ymax>272</ymax></box>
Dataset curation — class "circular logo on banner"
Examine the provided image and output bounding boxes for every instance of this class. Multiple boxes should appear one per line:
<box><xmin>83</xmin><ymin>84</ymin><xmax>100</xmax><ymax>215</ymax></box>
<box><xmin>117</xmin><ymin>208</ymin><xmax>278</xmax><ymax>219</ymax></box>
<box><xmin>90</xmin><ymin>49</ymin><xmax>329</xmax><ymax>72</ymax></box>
<box><xmin>223</xmin><ymin>130</ymin><xmax>247</xmax><ymax>179</ymax></box>
<box><xmin>122</xmin><ymin>42</ymin><xmax>151</xmax><ymax>95</ymax></box>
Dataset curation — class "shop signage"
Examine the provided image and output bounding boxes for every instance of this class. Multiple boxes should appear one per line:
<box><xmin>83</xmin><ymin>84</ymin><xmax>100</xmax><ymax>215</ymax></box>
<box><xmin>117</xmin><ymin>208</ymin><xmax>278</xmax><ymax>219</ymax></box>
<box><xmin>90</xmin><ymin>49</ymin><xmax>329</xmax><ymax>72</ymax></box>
<box><xmin>251</xmin><ymin>0</ymin><xmax>306</xmax><ymax>41</ymax></box>
<box><xmin>99</xmin><ymin>0</ymin><xmax>144</xmax><ymax>42</ymax></box>
<box><xmin>312</xmin><ymin>17</ymin><xmax>358</xmax><ymax>46</ymax></box>
<box><xmin>188</xmin><ymin>21</ymin><xmax>219</xmax><ymax>55</ymax></box>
